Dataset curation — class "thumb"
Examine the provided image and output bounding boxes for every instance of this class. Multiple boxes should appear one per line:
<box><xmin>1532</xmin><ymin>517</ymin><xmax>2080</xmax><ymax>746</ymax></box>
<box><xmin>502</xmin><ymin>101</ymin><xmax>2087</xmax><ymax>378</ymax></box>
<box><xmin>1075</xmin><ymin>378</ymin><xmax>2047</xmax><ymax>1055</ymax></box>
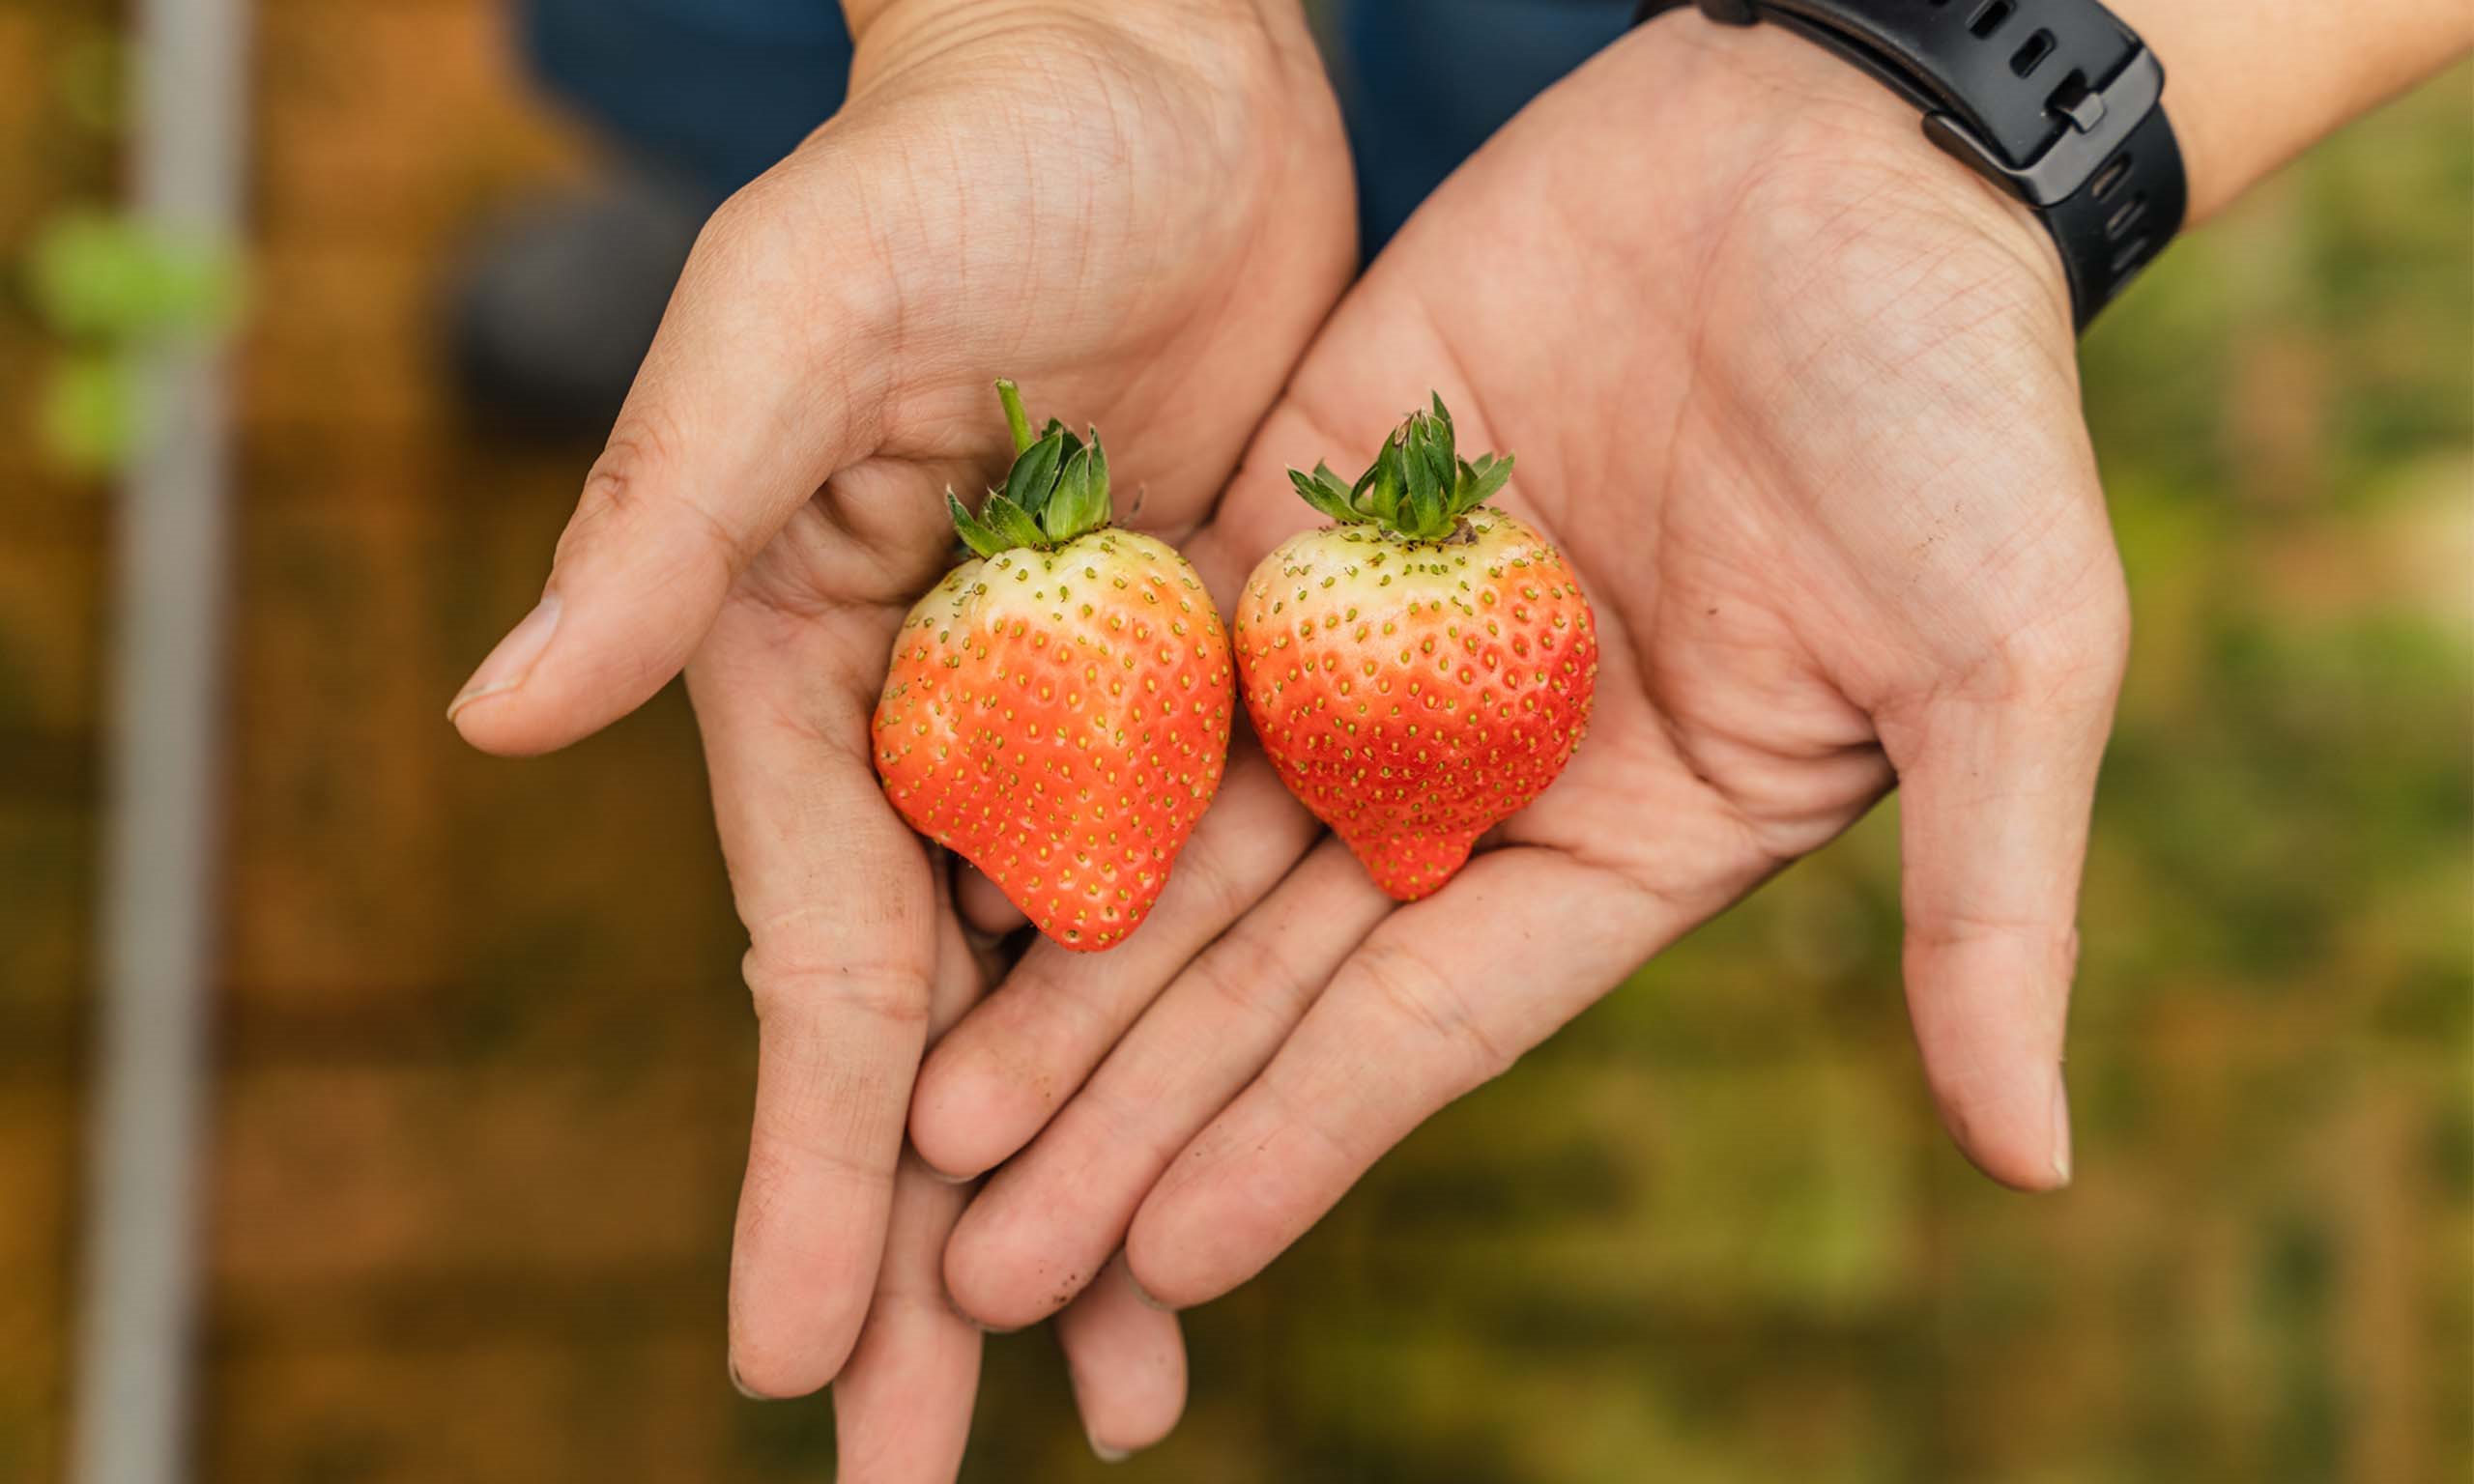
<box><xmin>1885</xmin><ymin>611</ymin><xmax>2128</xmax><ymax>1192</ymax></box>
<box><xmin>447</xmin><ymin>170</ymin><xmax>888</xmax><ymax>756</ymax></box>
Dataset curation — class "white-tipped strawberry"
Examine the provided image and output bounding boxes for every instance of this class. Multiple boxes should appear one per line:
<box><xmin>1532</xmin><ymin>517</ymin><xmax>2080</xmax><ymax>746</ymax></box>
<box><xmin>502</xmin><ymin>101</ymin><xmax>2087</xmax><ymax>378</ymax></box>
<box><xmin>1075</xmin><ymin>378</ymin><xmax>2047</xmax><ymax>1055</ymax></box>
<box><xmin>874</xmin><ymin>382</ymin><xmax>1233</xmax><ymax>951</ymax></box>
<box><xmin>1234</xmin><ymin>396</ymin><xmax>1597</xmax><ymax>899</ymax></box>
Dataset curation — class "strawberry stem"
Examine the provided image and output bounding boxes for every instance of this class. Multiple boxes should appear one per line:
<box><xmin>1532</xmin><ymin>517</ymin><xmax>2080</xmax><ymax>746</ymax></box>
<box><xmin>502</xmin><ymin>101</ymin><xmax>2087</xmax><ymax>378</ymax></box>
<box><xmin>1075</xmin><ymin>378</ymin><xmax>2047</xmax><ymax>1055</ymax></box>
<box><xmin>995</xmin><ymin>379</ymin><xmax>1037</xmax><ymax>455</ymax></box>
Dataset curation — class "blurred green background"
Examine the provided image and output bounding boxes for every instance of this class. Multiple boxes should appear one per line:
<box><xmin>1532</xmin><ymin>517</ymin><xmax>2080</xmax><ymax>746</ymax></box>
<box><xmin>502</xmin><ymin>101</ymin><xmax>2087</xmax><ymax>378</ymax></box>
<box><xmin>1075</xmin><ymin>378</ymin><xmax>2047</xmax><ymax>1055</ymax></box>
<box><xmin>1</xmin><ymin>2</ymin><xmax>2467</xmax><ymax>1481</ymax></box>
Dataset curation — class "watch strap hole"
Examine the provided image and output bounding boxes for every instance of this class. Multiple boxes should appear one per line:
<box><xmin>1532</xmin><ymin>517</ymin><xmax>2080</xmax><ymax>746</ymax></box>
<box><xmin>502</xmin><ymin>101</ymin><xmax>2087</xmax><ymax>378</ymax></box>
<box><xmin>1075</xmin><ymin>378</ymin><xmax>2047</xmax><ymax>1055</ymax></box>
<box><xmin>2089</xmin><ymin>153</ymin><xmax>2134</xmax><ymax>201</ymax></box>
<box><xmin>2010</xmin><ymin>29</ymin><xmax>2057</xmax><ymax>77</ymax></box>
<box><xmin>2104</xmin><ymin>192</ymin><xmax>2150</xmax><ymax>240</ymax></box>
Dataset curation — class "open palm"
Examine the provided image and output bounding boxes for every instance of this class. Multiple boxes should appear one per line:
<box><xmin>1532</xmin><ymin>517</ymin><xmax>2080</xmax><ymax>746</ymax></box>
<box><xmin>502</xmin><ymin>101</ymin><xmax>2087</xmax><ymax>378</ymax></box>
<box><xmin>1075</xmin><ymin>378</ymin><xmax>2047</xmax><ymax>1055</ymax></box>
<box><xmin>922</xmin><ymin>16</ymin><xmax>2129</xmax><ymax>1326</ymax></box>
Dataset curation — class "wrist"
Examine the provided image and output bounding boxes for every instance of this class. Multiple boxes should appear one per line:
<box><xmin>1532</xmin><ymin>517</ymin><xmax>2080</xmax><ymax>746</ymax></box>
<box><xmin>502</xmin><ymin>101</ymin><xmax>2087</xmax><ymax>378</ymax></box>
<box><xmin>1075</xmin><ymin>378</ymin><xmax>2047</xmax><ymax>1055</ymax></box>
<box><xmin>2102</xmin><ymin>0</ymin><xmax>2473</xmax><ymax>222</ymax></box>
<box><xmin>844</xmin><ymin>0</ymin><xmax>1296</xmax><ymax>43</ymax></box>
<box><xmin>840</xmin><ymin>0</ymin><xmax>1324</xmax><ymax>121</ymax></box>
<box><xmin>1633</xmin><ymin>15</ymin><xmax>2073</xmax><ymax>319</ymax></box>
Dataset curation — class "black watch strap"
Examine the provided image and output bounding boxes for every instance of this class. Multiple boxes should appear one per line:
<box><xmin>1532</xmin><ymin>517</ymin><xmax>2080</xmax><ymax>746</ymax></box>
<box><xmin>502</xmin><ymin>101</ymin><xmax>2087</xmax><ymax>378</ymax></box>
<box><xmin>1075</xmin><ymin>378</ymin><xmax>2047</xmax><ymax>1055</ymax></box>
<box><xmin>1636</xmin><ymin>0</ymin><xmax>2185</xmax><ymax>331</ymax></box>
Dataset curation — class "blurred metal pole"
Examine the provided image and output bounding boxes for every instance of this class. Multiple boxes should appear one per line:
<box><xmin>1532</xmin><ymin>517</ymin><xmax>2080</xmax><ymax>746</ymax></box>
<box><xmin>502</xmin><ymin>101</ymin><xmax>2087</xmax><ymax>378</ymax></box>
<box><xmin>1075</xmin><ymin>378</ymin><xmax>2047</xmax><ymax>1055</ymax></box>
<box><xmin>70</xmin><ymin>0</ymin><xmax>251</xmax><ymax>1478</ymax></box>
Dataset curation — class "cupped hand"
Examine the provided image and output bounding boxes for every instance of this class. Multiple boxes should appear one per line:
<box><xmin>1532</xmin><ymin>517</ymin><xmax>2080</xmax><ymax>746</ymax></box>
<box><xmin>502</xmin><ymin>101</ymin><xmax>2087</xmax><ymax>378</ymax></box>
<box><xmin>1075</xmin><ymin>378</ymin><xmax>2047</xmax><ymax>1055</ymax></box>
<box><xmin>919</xmin><ymin>14</ymin><xmax>2130</xmax><ymax>1327</ymax></box>
<box><xmin>445</xmin><ymin>0</ymin><xmax>1354</xmax><ymax>1440</ymax></box>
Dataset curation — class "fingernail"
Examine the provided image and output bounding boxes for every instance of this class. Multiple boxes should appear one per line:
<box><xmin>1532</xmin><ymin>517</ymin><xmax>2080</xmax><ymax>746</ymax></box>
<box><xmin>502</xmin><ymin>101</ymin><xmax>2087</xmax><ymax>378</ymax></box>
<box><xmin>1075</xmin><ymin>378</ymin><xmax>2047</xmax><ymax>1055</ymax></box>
<box><xmin>728</xmin><ymin>1360</ymin><xmax>766</xmax><ymax>1401</ymax></box>
<box><xmin>1090</xmin><ymin>1438</ymin><xmax>1132</xmax><ymax>1464</ymax></box>
<box><xmin>448</xmin><ymin>592</ymin><xmax>561</xmax><ymax>721</ymax></box>
<box><xmin>2049</xmin><ymin>1070</ymin><xmax>2074</xmax><ymax>1186</ymax></box>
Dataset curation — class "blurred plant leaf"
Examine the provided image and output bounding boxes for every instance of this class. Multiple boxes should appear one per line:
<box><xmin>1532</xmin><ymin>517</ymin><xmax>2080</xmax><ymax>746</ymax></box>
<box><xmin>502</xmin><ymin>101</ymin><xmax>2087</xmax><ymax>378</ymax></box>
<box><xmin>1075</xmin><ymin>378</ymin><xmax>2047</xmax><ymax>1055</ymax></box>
<box><xmin>37</xmin><ymin>351</ymin><xmax>137</xmax><ymax>475</ymax></box>
<box><xmin>22</xmin><ymin>209</ymin><xmax>242</xmax><ymax>340</ymax></box>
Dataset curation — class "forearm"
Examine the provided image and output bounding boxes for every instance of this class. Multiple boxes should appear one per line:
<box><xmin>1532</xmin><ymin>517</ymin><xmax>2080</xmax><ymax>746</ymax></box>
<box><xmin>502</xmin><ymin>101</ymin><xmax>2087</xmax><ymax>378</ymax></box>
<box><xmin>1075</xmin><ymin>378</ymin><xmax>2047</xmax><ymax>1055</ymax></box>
<box><xmin>2112</xmin><ymin>0</ymin><xmax>2473</xmax><ymax>221</ymax></box>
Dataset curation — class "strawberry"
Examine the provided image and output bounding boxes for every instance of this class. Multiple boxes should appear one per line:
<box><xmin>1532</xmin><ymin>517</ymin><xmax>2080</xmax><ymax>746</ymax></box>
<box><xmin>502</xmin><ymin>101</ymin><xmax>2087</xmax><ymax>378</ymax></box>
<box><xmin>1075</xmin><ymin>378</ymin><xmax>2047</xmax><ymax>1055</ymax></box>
<box><xmin>873</xmin><ymin>382</ymin><xmax>1233</xmax><ymax>951</ymax></box>
<box><xmin>1234</xmin><ymin>396</ymin><xmax>1596</xmax><ymax>900</ymax></box>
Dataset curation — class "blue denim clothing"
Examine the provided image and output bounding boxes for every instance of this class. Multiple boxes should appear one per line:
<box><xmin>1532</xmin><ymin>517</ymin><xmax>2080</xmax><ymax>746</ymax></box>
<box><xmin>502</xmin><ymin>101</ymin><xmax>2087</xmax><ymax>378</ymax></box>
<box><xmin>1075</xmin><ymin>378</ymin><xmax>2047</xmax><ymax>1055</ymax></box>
<box><xmin>1333</xmin><ymin>0</ymin><xmax>1633</xmax><ymax>251</ymax></box>
<box><xmin>522</xmin><ymin>0</ymin><xmax>855</xmax><ymax>201</ymax></box>
<box><xmin>522</xmin><ymin>0</ymin><xmax>1634</xmax><ymax>252</ymax></box>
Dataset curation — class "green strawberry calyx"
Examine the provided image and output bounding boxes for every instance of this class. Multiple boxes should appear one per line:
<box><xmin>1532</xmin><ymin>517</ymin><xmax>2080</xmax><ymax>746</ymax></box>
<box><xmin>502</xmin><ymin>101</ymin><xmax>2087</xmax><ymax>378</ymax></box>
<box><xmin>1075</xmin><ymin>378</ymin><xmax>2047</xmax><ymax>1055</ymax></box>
<box><xmin>1284</xmin><ymin>393</ymin><xmax>1514</xmax><ymax>544</ymax></box>
<box><xmin>947</xmin><ymin>380</ymin><xmax>1115</xmax><ymax>558</ymax></box>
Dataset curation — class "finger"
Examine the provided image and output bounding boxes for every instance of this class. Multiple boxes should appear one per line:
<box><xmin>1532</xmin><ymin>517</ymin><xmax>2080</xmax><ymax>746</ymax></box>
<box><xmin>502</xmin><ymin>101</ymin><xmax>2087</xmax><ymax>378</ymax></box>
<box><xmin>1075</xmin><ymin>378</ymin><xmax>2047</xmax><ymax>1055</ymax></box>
<box><xmin>908</xmin><ymin>743</ymin><xmax>1320</xmax><ymax>1180</ymax></box>
<box><xmin>695</xmin><ymin>616</ymin><xmax>939</xmax><ymax>1399</ymax></box>
<box><xmin>827</xmin><ymin>901</ymin><xmax>991</xmax><ymax>1480</ymax></box>
<box><xmin>955</xmin><ymin>862</ymin><xmax>1028</xmax><ymax>939</ymax></box>
<box><xmin>1127</xmin><ymin>850</ymin><xmax>1694</xmax><ymax>1309</ymax></box>
<box><xmin>942</xmin><ymin>839</ymin><xmax>1386</xmax><ymax>1328</ymax></box>
<box><xmin>825</xmin><ymin>1158</ymin><xmax>979</xmax><ymax>1481</ymax></box>
<box><xmin>449</xmin><ymin>164</ymin><xmax>891</xmax><ymax>756</ymax></box>
<box><xmin>1883</xmin><ymin>626</ymin><xmax>2126</xmax><ymax>1192</ymax></box>
<box><xmin>1053</xmin><ymin>1255</ymin><xmax>1187</xmax><ymax>1464</ymax></box>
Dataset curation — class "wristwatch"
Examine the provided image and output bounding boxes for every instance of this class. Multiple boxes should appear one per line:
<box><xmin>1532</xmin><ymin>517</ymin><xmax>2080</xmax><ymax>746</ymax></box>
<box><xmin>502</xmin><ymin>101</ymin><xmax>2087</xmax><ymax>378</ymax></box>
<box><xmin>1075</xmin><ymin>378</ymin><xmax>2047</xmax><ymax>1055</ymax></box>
<box><xmin>1635</xmin><ymin>0</ymin><xmax>2186</xmax><ymax>331</ymax></box>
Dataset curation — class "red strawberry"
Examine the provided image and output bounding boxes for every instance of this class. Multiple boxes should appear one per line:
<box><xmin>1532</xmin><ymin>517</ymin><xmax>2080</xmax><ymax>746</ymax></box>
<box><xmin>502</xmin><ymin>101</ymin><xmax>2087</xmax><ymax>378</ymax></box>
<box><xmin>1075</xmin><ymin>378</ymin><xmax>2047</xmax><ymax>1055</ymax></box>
<box><xmin>1234</xmin><ymin>396</ymin><xmax>1596</xmax><ymax>900</ymax></box>
<box><xmin>874</xmin><ymin>382</ymin><xmax>1233</xmax><ymax>951</ymax></box>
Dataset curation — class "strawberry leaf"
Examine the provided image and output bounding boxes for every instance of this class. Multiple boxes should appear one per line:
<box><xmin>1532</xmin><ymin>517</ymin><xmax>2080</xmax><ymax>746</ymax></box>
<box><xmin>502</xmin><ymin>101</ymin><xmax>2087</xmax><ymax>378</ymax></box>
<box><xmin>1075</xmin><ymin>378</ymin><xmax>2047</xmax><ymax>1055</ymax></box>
<box><xmin>947</xmin><ymin>490</ymin><xmax>1012</xmax><ymax>559</ymax></box>
<box><xmin>1003</xmin><ymin>428</ymin><xmax>1068</xmax><ymax>517</ymax></box>
<box><xmin>1453</xmin><ymin>452</ymin><xmax>1513</xmax><ymax>513</ymax></box>
<box><xmin>1403</xmin><ymin>426</ymin><xmax>1446</xmax><ymax>538</ymax></box>
<box><xmin>1086</xmin><ymin>426</ymin><xmax>1109</xmax><ymax>491</ymax></box>
<box><xmin>1298</xmin><ymin>393</ymin><xmax>1511</xmax><ymax>544</ymax></box>
<box><xmin>980</xmin><ymin>492</ymin><xmax>1048</xmax><ymax>551</ymax></box>
<box><xmin>1042</xmin><ymin>441</ymin><xmax>1112</xmax><ymax>543</ymax></box>
<box><xmin>1360</xmin><ymin>435</ymin><xmax>1405</xmax><ymax>526</ymax></box>
<box><xmin>1287</xmin><ymin>462</ymin><xmax>1362</xmax><ymax>524</ymax></box>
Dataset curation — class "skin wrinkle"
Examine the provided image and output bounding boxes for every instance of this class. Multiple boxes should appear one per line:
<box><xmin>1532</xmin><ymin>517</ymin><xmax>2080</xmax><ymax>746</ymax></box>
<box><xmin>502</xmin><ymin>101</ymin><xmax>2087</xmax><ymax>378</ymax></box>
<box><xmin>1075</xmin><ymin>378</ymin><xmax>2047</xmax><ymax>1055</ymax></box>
<box><xmin>744</xmin><ymin>642</ymin><xmax>886</xmax><ymax>756</ymax></box>
<box><xmin>1184</xmin><ymin>909</ymin><xmax>1324</xmax><ymax>1035</ymax></box>
<box><xmin>699</xmin><ymin>179</ymin><xmax>901</xmax><ymax>425</ymax></box>
<box><xmin>1348</xmin><ymin>937</ymin><xmax>1517</xmax><ymax>1094</ymax></box>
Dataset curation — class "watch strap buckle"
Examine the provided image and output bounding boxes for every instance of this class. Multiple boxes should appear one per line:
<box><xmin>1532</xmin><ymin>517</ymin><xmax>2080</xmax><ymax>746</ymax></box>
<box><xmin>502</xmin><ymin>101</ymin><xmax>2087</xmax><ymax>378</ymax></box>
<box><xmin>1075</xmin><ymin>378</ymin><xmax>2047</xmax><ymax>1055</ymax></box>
<box><xmin>1921</xmin><ymin>45</ymin><xmax>2164</xmax><ymax>208</ymax></box>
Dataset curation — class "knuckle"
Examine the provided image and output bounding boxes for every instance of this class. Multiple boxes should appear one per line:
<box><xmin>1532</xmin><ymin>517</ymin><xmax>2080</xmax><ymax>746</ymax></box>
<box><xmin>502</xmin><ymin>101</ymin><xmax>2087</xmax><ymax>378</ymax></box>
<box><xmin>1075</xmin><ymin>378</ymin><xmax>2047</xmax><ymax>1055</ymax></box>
<box><xmin>742</xmin><ymin>945</ymin><xmax>932</xmax><ymax>1030</ymax></box>
<box><xmin>691</xmin><ymin>178</ymin><xmax>785</xmax><ymax>273</ymax></box>
<box><xmin>1354</xmin><ymin>942</ymin><xmax>1513</xmax><ymax>1089</ymax></box>
<box><xmin>561</xmin><ymin>415</ymin><xmax>672</xmax><ymax>551</ymax></box>
<box><xmin>1167</xmin><ymin>840</ymin><xmax>1251</xmax><ymax>927</ymax></box>
<box><xmin>1980</xmin><ymin>563</ymin><xmax>2132</xmax><ymax>711</ymax></box>
<box><xmin>555</xmin><ymin>406</ymin><xmax>749</xmax><ymax>594</ymax></box>
<box><xmin>1191</xmin><ymin>925</ymin><xmax>1309</xmax><ymax>1027</ymax></box>
<box><xmin>1907</xmin><ymin>911</ymin><xmax>2081</xmax><ymax>991</ymax></box>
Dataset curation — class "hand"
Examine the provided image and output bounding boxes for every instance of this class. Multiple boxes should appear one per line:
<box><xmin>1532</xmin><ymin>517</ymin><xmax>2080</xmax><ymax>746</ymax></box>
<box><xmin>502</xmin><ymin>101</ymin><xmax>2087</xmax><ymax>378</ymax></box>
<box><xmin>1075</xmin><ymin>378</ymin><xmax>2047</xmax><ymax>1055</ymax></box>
<box><xmin>915</xmin><ymin>15</ymin><xmax>2130</xmax><ymax>1327</ymax></box>
<box><xmin>445</xmin><ymin>0</ymin><xmax>1355</xmax><ymax>1434</ymax></box>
